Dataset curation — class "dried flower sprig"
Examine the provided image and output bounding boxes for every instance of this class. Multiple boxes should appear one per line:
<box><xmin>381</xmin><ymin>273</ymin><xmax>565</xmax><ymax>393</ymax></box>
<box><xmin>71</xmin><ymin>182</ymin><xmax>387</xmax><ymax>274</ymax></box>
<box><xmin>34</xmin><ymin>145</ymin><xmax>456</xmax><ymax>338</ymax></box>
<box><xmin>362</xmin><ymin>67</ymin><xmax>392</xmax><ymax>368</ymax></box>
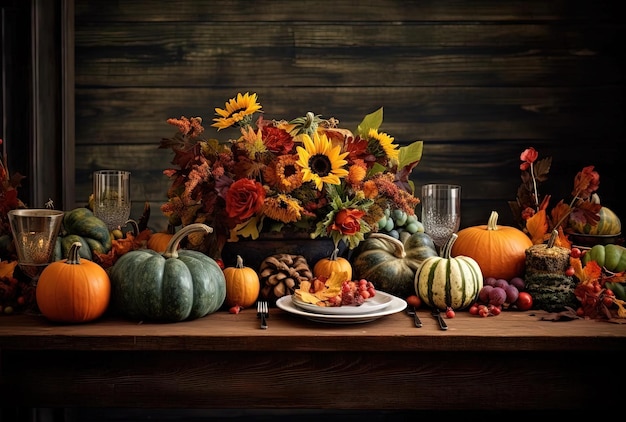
<box><xmin>509</xmin><ymin>147</ymin><xmax>601</xmax><ymax>245</ymax></box>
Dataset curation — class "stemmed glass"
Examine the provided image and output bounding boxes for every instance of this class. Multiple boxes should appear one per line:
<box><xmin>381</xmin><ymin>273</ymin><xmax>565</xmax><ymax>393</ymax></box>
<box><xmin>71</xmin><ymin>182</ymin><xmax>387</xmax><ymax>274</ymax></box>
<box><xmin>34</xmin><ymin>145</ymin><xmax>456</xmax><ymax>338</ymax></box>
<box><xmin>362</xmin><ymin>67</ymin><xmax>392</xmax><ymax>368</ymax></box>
<box><xmin>93</xmin><ymin>170</ymin><xmax>131</xmax><ymax>231</ymax></box>
<box><xmin>7</xmin><ymin>209</ymin><xmax>64</xmax><ymax>284</ymax></box>
<box><xmin>420</xmin><ymin>184</ymin><xmax>461</xmax><ymax>250</ymax></box>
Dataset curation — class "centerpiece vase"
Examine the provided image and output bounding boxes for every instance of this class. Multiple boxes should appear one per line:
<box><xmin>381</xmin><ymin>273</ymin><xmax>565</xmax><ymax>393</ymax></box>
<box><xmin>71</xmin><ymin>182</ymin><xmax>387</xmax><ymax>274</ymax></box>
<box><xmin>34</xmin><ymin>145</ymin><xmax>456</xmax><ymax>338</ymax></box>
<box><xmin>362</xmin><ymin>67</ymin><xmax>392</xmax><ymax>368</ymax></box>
<box><xmin>220</xmin><ymin>232</ymin><xmax>348</xmax><ymax>272</ymax></box>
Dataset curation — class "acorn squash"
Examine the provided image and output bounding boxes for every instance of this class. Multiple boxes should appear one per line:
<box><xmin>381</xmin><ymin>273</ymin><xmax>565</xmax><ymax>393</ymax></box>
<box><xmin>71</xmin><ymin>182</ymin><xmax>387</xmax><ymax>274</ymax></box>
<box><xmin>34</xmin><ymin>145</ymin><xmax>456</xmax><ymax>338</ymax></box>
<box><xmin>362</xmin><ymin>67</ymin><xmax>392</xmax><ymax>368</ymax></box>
<box><xmin>54</xmin><ymin>207</ymin><xmax>112</xmax><ymax>260</ymax></box>
<box><xmin>352</xmin><ymin>231</ymin><xmax>438</xmax><ymax>298</ymax></box>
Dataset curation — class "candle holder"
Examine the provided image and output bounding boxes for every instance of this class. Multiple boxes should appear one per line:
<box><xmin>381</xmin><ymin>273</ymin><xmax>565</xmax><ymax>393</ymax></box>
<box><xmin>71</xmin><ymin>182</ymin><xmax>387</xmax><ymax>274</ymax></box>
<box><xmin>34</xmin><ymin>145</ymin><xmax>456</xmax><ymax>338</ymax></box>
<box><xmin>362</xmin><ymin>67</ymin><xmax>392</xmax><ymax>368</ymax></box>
<box><xmin>7</xmin><ymin>209</ymin><xmax>64</xmax><ymax>283</ymax></box>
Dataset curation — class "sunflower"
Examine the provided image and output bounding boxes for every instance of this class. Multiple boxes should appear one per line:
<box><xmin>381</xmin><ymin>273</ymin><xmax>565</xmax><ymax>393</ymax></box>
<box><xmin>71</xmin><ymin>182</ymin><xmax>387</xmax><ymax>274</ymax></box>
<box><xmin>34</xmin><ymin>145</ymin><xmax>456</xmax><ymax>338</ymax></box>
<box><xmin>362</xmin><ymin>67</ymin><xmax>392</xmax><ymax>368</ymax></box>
<box><xmin>211</xmin><ymin>92</ymin><xmax>262</xmax><ymax>131</ymax></box>
<box><xmin>263</xmin><ymin>154</ymin><xmax>304</xmax><ymax>193</ymax></box>
<box><xmin>296</xmin><ymin>132</ymin><xmax>349</xmax><ymax>190</ymax></box>
<box><xmin>367</xmin><ymin>128</ymin><xmax>399</xmax><ymax>163</ymax></box>
<box><xmin>263</xmin><ymin>194</ymin><xmax>303</xmax><ymax>224</ymax></box>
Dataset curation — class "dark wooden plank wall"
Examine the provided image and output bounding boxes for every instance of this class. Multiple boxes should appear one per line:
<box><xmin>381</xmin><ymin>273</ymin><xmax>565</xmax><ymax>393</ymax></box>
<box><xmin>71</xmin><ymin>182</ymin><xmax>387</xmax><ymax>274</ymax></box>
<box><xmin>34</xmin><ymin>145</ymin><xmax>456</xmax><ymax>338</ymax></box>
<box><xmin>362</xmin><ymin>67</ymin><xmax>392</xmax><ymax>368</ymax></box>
<box><xmin>74</xmin><ymin>0</ymin><xmax>625</xmax><ymax>233</ymax></box>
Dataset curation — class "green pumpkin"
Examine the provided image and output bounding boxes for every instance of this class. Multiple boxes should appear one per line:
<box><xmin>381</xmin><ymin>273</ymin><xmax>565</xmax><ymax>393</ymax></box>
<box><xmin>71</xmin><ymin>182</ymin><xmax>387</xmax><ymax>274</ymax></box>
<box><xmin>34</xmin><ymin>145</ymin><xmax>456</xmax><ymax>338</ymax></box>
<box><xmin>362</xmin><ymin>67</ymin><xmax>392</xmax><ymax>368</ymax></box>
<box><xmin>109</xmin><ymin>223</ymin><xmax>226</xmax><ymax>322</ymax></box>
<box><xmin>352</xmin><ymin>232</ymin><xmax>438</xmax><ymax>299</ymax></box>
<box><xmin>414</xmin><ymin>233</ymin><xmax>483</xmax><ymax>311</ymax></box>
<box><xmin>54</xmin><ymin>207</ymin><xmax>112</xmax><ymax>260</ymax></box>
<box><xmin>582</xmin><ymin>243</ymin><xmax>626</xmax><ymax>273</ymax></box>
<box><xmin>569</xmin><ymin>205</ymin><xmax>621</xmax><ymax>236</ymax></box>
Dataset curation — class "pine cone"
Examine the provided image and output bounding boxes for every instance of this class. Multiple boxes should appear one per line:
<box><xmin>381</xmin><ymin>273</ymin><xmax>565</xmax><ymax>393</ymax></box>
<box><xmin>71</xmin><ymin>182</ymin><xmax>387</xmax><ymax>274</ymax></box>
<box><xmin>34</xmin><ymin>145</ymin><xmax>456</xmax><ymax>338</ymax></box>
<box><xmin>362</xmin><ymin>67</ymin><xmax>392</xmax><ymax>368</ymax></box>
<box><xmin>259</xmin><ymin>253</ymin><xmax>312</xmax><ymax>302</ymax></box>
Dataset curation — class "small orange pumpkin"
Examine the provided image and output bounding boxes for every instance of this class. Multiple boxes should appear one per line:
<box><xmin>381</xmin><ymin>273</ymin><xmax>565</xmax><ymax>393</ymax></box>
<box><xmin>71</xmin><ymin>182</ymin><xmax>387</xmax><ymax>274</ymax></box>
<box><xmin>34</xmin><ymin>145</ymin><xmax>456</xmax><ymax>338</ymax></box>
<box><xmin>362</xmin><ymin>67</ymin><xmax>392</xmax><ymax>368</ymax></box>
<box><xmin>313</xmin><ymin>248</ymin><xmax>352</xmax><ymax>281</ymax></box>
<box><xmin>147</xmin><ymin>225</ymin><xmax>176</xmax><ymax>252</ymax></box>
<box><xmin>223</xmin><ymin>255</ymin><xmax>260</xmax><ymax>308</ymax></box>
<box><xmin>36</xmin><ymin>242</ymin><xmax>111</xmax><ymax>323</ymax></box>
<box><xmin>450</xmin><ymin>211</ymin><xmax>533</xmax><ymax>280</ymax></box>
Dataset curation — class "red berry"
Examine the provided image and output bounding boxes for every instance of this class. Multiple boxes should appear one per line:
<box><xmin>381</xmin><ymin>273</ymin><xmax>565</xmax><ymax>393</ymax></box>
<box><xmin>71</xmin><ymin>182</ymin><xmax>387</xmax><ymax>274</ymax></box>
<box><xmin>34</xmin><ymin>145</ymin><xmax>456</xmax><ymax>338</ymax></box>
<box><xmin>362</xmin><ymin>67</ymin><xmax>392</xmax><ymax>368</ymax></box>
<box><xmin>445</xmin><ymin>307</ymin><xmax>455</xmax><ymax>318</ymax></box>
<box><xmin>570</xmin><ymin>247</ymin><xmax>582</xmax><ymax>259</ymax></box>
<box><xmin>565</xmin><ymin>266</ymin><xmax>575</xmax><ymax>277</ymax></box>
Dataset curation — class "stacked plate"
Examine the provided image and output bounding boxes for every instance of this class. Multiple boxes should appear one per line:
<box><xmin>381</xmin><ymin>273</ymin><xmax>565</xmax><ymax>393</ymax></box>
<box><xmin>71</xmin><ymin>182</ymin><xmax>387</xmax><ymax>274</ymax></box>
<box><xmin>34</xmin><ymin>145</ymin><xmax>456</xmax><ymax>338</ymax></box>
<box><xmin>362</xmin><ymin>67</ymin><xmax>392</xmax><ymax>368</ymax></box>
<box><xmin>276</xmin><ymin>291</ymin><xmax>407</xmax><ymax>324</ymax></box>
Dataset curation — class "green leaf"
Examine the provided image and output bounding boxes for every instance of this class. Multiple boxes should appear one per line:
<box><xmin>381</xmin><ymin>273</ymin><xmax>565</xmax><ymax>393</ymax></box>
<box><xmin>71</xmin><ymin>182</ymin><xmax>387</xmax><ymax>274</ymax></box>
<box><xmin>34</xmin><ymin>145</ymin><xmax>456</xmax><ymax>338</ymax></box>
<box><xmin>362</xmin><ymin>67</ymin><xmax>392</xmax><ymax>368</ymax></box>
<box><xmin>356</xmin><ymin>107</ymin><xmax>383</xmax><ymax>137</ymax></box>
<box><xmin>398</xmin><ymin>140</ymin><xmax>423</xmax><ymax>169</ymax></box>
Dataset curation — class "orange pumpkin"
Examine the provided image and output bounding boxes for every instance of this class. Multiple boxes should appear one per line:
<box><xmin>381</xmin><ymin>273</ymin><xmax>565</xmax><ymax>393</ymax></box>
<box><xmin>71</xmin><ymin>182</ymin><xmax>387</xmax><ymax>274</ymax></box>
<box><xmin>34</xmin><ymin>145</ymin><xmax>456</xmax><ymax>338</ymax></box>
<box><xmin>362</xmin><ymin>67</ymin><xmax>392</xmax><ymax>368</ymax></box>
<box><xmin>313</xmin><ymin>248</ymin><xmax>352</xmax><ymax>282</ymax></box>
<box><xmin>223</xmin><ymin>255</ymin><xmax>260</xmax><ymax>308</ymax></box>
<box><xmin>450</xmin><ymin>211</ymin><xmax>533</xmax><ymax>280</ymax></box>
<box><xmin>36</xmin><ymin>242</ymin><xmax>111</xmax><ymax>323</ymax></box>
<box><xmin>147</xmin><ymin>225</ymin><xmax>176</xmax><ymax>252</ymax></box>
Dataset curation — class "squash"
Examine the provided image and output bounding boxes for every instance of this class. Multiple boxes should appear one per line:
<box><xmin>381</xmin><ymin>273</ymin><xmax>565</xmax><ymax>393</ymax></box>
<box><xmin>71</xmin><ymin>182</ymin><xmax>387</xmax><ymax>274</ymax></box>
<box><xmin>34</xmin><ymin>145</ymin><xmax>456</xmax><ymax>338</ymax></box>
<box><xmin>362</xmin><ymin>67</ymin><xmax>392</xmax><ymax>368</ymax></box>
<box><xmin>415</xmin><ymin>233</ymin><xmax>483</xmax><ymax>310</ymax></box>
<box><xmin>36</xmin><ymin>242</ymin><xmax>111</xmax><ymax>323</ymax></box>
<box><xmin>569</xmin><ymin>206</ymin><xmax>621</xmax><ymax>236</ymax></box>
<box><xmin>451</xmin><ymin>211</ymin><xmax>532</xmax><ymax>280</ymax></box>
<box><xmin>223</xmin><ymin>254</ymin><xmax>260</xmax><ymax>308</ymax></box>
<box><xmin>109</xmin><ymin>223</ymin><xmax>226</xmax><ymax>322</ymax></box>
<box><xmin>313</xmin><ymin>247</ymin><xmax>352</xmax><ymax>281</ymax></box>
<box><xmin>54</xmin><ymin>207</ymin><xmax>113</xmax><ymax>261</ymax></box>
<box><xmin>147</xmin><ymin>224</ymin><xmax>176</xmax><ymax>252</ymax></box>
<box><xmin>582</xmin><ymin>243</ymin><xmax>626</xmax><ymax>273</ymax></box>
<box><xmin>352</xmin><ymin>231</ymin><xmax>438</xmax><ymax>299</ymax></box>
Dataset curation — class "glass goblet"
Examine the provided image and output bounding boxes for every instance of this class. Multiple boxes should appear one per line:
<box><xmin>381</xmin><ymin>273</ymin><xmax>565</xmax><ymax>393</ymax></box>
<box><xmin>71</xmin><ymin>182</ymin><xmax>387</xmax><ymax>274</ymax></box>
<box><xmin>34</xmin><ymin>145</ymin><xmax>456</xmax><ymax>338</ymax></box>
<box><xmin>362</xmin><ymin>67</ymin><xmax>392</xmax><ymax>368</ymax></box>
<box><xmin>93</xmin><ymin>170</ymin><xmax>131</xmax><ymax>231</ymax></box>
<box><xmin>7</xmin><ymin>209</ymin><xmax>65</xmax><ymax>283</ymax></box>
<box><xmin>420</xmin><ymin>184</ymin><xmax>461</xmax><ymax>250</ymax></box>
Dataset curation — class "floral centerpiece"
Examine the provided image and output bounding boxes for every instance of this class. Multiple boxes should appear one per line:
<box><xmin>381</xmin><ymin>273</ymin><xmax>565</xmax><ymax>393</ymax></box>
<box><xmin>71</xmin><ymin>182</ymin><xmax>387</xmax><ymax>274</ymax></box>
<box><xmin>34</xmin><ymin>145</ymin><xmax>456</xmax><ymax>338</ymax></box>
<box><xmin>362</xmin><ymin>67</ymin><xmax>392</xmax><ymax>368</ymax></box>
<box><xmin>159</xmin><ymin>92</ymin><xmax>424</xmax><ymax>257</ymax></box>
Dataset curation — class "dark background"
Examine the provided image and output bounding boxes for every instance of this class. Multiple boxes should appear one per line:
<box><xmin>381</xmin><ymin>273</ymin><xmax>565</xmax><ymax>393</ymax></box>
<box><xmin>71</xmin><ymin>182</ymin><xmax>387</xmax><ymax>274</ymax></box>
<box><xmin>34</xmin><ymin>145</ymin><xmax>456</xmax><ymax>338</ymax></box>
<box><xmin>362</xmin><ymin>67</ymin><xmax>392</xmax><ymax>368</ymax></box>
<box><xmin>2</xmin><ymin>0</ymin><xmax>624</xmax><ymax>234</ymax></box>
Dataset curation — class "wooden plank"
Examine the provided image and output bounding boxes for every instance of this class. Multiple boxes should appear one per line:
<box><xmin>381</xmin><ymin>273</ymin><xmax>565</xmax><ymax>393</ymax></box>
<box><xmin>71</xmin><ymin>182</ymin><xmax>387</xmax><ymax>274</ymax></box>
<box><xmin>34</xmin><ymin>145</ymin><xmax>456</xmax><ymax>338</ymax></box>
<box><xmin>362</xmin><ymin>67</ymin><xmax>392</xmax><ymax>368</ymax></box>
<box><xmin>74</xmin><ymin>86</ymin><xmax>624</xmax><ymax>143</ymax></box>
<box><xmin>3</xmin><ymin>349</ymin><xmax>619</xmax><ymax>410</ymax></box>
<box><xmin>74</xmin><ymin>22</ymin><xmax>623</xmax><ymax>87</ymax></box>
<box><xmin>74</xmin><ymin>0</ymin><xmax>623</xmax><ymax>22</ymax></box>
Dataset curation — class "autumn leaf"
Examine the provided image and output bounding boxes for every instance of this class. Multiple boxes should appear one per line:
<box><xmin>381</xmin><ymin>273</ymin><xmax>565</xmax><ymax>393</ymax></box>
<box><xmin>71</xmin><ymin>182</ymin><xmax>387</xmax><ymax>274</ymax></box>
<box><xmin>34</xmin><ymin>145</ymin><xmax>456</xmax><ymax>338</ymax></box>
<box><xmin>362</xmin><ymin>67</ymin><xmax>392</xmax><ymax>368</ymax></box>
<box><xmin>0</xmin><ymin>260</ymin><xmax>17</xmax><ymax>278</ymax></box>
<box><xmin>525</xmin><ymin>210</ymin><xmax>549</xmax><ymax>244</ymax></box>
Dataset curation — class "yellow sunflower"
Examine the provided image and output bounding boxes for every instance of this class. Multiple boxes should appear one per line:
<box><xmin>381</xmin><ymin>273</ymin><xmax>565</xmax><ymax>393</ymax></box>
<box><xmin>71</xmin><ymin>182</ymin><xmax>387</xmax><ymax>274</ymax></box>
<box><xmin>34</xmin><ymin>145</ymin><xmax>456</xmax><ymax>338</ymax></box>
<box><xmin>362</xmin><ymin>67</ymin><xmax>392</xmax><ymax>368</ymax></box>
<box><xmin>211</xmin><ymin>92</ymin><xmax>262</xmax><ymax>130</ymax></box>
<box><xmin>296</xmin><ymin>132</ymin><xmax>349</xmax><ymax>190</ymax></box>
<box><xmin>368</xmin><ymin>128</ymin><xmax>399</xmax><ymax>162</ymax></box>
<box><xmin>263</xmin><ymin>194</ymin><xmax>303</xmax><ymax>224</ymax></box>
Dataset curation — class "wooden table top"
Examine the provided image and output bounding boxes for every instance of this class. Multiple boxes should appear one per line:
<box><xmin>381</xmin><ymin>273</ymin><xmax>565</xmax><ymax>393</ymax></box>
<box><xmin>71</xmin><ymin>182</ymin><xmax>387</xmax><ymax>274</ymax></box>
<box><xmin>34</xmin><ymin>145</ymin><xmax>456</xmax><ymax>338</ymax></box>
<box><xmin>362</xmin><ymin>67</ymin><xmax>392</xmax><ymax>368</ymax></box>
<box><xmin>1</xmin><ymin>305</ymin><xmax>625</xmax><ymax>352</ymax></box>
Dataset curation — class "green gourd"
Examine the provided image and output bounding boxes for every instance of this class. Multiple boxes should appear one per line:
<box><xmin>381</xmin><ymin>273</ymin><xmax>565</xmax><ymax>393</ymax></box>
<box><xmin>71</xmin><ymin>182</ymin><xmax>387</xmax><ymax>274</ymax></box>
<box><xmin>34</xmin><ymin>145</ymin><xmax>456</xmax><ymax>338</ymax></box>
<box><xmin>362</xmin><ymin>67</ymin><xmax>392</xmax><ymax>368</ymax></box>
<box><xmin>109</xmin><ymin>223</ymin><xmax>226</xmax><ymax>322</ymax></box>
<box><xmin>54</xmin><ymin>207</ymin><xmax>112</xmax><ymax>260</ymax></box>
<box><xmin>414</xmin><ymin>233</ymin><xmax>483</xmax><ymax>311</ymax></box>
<box><xmin>582</xmin><ymin>244</ymin><xmax>626</xmax><ymax>273</ymax></box>
<box><xmin>352</xmin><ymin>232</ymin><xmax>438</xmax><ymax>299</ymax></box>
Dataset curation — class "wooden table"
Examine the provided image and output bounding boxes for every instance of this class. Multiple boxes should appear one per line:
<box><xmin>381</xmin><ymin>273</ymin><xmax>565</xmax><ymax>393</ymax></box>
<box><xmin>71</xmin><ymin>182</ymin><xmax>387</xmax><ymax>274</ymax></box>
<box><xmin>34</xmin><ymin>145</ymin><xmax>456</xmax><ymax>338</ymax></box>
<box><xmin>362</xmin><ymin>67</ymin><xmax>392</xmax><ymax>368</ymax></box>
<box><xmin>1</xmin><ymin>306</ymin><xmax>625</xmax><ymax>415</ymax></box>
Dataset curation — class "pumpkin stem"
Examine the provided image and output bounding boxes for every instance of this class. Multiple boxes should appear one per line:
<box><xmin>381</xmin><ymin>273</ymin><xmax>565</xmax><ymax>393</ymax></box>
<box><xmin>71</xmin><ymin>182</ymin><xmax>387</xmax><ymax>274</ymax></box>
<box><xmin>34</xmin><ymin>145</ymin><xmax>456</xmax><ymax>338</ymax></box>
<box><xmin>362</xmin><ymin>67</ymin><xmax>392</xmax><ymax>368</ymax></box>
<box><xmin>66</xmin><ymin>242</ymin><xmax>83</xmax><ymax>265</ymax></box>
<box><xmin>440</xmin><ymin>233</ymin><xmax>458</xmax><ymax>258</ymax></box>
<box><xmin>546</xmin><ymin>229</ymin><xmax>558</xmax><ymax>248</ymax></box>
<box><xmin>368</xmin><ymin>233</ymin><xmax>406</xmax><ymax>258</ymax></box>
<box><xmin>125</xmin><ymin>219</ymin><xmax>139</xmax><ymax>237</ymax></box>
<box><xmin>163</xmin><ymin>223</ymin><xmax>213</xmax><ymax>259</ymax></box>
<box><xmin>487</xmin><ymin>211</ymin><xmax>499</xmax><ymax>231</ymax></box>
<box><xmin>330</xmin><ymin>248</ymin><xmax>340</xmax><ymax>261</ymax></box>
<box><xmin>236</xmin><ymin>255</ymin><xmax>244</xmax><ymax>268</ymax></box>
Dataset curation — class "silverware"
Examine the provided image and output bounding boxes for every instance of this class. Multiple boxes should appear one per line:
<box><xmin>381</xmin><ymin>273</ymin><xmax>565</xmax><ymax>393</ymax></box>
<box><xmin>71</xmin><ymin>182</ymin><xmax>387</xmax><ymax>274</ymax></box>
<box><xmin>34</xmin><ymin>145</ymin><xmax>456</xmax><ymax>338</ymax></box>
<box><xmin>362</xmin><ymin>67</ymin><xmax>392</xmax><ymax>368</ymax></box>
<box><xmin>257</xmin><ymin>300</ymin><xmax>269</xmax><ymax>329</ymax></box>
<box><xmin>406</xmin><ymin>306</ymin><xmax>422</xmax><ymax>328</ymax></box>
<box><xmin>431</xmin><ymin>308</ymin><xmax>448</xmax><ymax>330</ymax></box>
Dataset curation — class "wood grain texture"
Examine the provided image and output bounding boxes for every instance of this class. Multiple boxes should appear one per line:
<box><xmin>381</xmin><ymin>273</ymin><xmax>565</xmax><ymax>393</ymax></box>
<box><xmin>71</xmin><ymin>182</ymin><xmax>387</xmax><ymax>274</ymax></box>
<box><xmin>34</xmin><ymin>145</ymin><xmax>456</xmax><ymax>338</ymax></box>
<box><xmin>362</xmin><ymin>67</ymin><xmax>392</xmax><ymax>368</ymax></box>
<box><xmin>72</xmin><ymin>0</ymin><xmax>625</xmax><ymax>233</ymax></box>
<box><xmin>1</xmin><ymin>310</ymin><xmax>624</xmax><ymax>410</ymax></box>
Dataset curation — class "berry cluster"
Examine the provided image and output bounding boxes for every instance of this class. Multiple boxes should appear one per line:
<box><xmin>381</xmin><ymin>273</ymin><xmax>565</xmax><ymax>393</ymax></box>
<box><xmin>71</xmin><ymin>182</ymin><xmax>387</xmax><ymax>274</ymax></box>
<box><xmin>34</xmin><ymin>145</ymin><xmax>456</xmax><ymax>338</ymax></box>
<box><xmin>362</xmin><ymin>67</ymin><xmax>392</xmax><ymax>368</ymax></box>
<box><xmin>377</xmin><ymin>208</ymin><xmax>423</xmax><ymax>239</ymax></box>
<box><xmin>469</xmin><ymin>277</ymin><xmax>532</xmax><ymax>317</ymax></box>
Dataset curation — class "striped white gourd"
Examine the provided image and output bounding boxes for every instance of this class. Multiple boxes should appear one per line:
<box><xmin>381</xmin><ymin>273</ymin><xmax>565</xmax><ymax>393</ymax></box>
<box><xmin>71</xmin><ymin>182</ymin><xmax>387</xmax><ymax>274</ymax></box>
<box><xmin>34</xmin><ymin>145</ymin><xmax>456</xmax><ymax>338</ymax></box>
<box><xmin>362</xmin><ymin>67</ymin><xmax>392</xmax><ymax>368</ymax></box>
<box><xmin>414</xmin><ymin>233</ymin><xmax>483</xmax><ymax>310</ymax></box>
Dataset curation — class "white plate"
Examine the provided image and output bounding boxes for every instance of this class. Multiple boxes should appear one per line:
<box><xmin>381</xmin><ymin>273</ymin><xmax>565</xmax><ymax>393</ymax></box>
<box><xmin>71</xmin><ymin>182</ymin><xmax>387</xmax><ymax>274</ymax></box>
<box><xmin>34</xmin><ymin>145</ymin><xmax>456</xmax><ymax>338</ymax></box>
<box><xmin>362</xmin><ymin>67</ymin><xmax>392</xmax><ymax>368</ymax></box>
<box><xmin>291</xmin><ymin>291</ymin><xmax>393</xmax><ymax>315</ymax></box>
<box><xmin>276</xmin><ymin>291</ymin><xmax>407</xmax><ymax>324</ymax></box>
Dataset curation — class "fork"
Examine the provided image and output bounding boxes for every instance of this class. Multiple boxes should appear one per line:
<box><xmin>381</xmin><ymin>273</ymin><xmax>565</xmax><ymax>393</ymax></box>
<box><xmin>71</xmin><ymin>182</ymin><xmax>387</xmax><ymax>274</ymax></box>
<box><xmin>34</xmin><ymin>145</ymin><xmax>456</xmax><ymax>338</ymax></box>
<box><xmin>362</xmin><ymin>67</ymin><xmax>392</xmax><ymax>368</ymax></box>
<box><xmin>257</xmin><ymin>300</ymin><xmax>269</xmax><ymax>329</ymax></box>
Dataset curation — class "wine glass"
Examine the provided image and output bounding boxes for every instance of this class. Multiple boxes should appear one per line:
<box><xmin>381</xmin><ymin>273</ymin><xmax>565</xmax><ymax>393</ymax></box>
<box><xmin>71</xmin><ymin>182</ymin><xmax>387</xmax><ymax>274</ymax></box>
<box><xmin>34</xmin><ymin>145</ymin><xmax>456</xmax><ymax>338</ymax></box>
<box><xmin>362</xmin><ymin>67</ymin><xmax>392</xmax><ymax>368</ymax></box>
<box><xmin>420</xmin><ymin>184</ymin><xmax>461</xmax><ymax>250</ymax></box>
<box><xmin>7</xmin><ymin>209</ymin><xmax>64</xmax><ymax>283</ymax></box>
<box><xmin>93</xmin><ymin>170</ymin><xmax>131</xmax><ymax>231</ymax></box>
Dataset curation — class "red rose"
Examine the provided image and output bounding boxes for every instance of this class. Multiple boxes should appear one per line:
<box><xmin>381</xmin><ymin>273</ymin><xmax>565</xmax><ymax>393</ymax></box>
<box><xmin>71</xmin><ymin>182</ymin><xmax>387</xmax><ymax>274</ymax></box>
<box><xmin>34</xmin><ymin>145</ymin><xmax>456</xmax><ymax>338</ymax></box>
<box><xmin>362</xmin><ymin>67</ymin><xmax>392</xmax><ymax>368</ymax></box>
<box><xmin>225</xmin><ymin>178</ymin><xmax>266</xmax><ymax>221</ymax></box>
<box><xmin>330</xmin><ymin>208</ymin><xmax>365</xmax><ymax>236</ymax></box>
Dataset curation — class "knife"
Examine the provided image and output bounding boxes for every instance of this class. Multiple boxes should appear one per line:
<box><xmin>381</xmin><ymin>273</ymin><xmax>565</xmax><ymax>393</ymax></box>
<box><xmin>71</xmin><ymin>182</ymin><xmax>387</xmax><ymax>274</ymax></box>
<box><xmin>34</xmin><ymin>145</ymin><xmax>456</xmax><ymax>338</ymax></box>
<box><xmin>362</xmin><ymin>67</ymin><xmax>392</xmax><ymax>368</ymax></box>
<box><xmin>431</xmin><ymin>308</ymin><xmax>448</xmax><ymax>330</ymax></box>
<box><xmin>406</xmin><ymin>306</ymin><xmax>422</xmax><ymax>328</ymax></box>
